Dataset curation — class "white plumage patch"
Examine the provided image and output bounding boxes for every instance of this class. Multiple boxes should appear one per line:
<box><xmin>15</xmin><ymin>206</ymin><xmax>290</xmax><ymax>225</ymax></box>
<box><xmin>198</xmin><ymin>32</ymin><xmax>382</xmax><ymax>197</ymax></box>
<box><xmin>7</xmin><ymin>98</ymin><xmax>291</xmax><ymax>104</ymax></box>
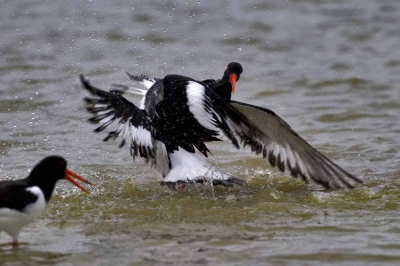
<box><xmin>125</xmin><ymin>76</ymin><xmax>156</xmax><ymax>110</ymax></box>
<box><xmin>110</xmin><ymin>74</ymin><xmax>156</xmax><ymax>110</ymax></box>
<box><xmin>285</xmin><ymin>145</ymin><xmax>296</xmax><ymax>168</ymax></box>
<box><xmin>294</xmin><ymin>150</ymin><xmax>308</xmax><ymax>175</ymax></box>
<box><xmin>131</xmin><ymin>125</ymin><xmax>153</xmax><ymax>148</ymax></box>
<box><xmin>266</xmin><ymin>142</ymin><xmax>309</xmax><ymax>177</ymax></box>
<box><xmin>129</xmin><ymin>88</ymin><xmax>148</xmax><ymax>96</ymax></box>
<box><xmin>186</xmin><ymin>81</ymin><xmax>220</xmax><ymax>132</ymax></box>
<box><xmin>99</xmin><ymin>115</ymin><xmax>114</xmax><ymax>124</ymax></box>
<box><xmin>125</xmin><ymin>75</ymin><xmax>155</xmax><ymax>94</ymax></box>
<box><xmin>0</xmin><ymin>186</ymin><xmax>46</xmax><ymax>241</ymax></box>
<box><xmin>24</xmin><ymin>187</ymin><xmax>46</xmax><ymax>216</ymax></box>
<box><xmin>122</xmin><ymin>122</ymin><xmax>130</xmax><ymax>141</ymax></box>
<box><xmin>138</xmin><ymin>97</ymin><xmax>146</xmax><ymax>110</ymax></box>
<box><xmin>141</xmin><ymin>79</ymin><xmax>156</xmax><ymax>90</ymax></box>
<box><xmin>94</xmin><ymin>104</ymin><xmax>108</xmax><ymax>108</ymax></box>
<box><xmin>164</xmin><ymin>148</ymin><xmax>231</xmax><ymax>182</ymax></box>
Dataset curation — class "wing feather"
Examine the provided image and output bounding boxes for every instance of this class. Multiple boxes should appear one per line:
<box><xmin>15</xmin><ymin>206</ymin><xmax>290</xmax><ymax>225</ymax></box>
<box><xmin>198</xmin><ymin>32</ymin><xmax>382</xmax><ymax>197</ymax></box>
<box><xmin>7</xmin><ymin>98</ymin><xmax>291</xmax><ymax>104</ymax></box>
<box><xmin>230</xmin><ymin>101</ymin><xmax>363</xmax><ymax>188</ymax></box>
<box><xmin>80</xmin><ymin>74</ymin><xmax>156</xmax><ymax>161</ymax></box>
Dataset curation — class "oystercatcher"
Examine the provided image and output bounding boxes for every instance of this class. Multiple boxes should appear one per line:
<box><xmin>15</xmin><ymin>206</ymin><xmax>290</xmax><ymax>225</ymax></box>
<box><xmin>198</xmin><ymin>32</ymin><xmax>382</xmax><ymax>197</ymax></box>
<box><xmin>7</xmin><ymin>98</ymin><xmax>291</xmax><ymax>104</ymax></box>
<box><xmin>80</xmin><ymin>62</ymin><xmax>363</xmax><ymax>189</ymax></box>
<box><xmin>0</xmin><ymin>156</ymin><xmax>91</xmax><ymax>247</ymax></box>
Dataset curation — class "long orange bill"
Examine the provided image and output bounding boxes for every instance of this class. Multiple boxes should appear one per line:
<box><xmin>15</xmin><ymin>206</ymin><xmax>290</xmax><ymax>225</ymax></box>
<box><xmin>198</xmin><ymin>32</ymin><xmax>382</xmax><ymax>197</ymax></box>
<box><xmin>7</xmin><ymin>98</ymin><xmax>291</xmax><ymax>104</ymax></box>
<box><xmin>65</xmin><ymin>168</ymin><xmax>92</xmax><ymax>194</ymax></box>
<box><xmin>230</xmin><ymin>73</ymin><xmax>237</xmax><ymax>93</ymax></box>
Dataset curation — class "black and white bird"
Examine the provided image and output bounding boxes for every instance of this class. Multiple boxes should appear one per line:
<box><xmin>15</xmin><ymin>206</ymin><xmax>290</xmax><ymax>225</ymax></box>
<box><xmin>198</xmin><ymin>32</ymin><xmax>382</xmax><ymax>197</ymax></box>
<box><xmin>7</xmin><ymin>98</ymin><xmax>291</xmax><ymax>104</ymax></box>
<box><xmin>80</xmin><ymin>62</ymin><xmax>363</xmax><ymax>189</ymax></box>
<box><xmin>0</xmin><ymin>156</ymin><xmax>91</xmax><ymax>247</ymax></box>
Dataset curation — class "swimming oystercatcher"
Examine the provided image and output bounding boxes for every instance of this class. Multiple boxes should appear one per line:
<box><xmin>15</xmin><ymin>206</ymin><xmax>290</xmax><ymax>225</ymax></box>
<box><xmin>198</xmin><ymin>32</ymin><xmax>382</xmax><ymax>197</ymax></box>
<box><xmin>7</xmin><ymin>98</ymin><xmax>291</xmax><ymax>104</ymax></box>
<box><xmin>0</xmin><ymin>156</ymin><xmax>91</xmax><ymax>247</ymax></box>
<box><xmin>80</xmin><ymin>62</ymin><xmax>363</xmax><ymax>189</ymax></box>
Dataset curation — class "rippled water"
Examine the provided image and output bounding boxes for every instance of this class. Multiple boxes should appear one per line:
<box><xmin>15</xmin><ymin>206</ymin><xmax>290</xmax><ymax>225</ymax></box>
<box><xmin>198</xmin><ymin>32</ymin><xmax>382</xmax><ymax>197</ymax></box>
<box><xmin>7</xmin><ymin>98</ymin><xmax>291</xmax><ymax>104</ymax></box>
<box><xmin>1</xmin><ymin>0</ymin><xmax>400</xmax><ymax>265</ymax></box>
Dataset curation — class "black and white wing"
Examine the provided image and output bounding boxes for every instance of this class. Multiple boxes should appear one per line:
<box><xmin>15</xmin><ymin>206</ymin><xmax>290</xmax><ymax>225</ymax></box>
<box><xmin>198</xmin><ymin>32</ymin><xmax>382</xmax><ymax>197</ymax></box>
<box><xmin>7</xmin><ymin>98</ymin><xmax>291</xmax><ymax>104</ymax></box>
<box><xmin>230</xmin><ymin>101</ymin><xmax>363</xmax><ymax>189</ymax></box>
<box><xmin>110</xmin><ymin>72</ymin><xmax>156</xmax><ymax>97</ymax></box>
<box><xmin>0</xmin><ymin>181</ymin><xmax>38</xmax><ymax>212</ymax></box>
<box><xmin>80</xmin><ymin>74</ymin><xmax>155</xmax><ymax>160</ymax></box>
<box><xmin>159</xmin><ymin>75</ymin><xmax>362</xmax><ymax>189</ymax></box>
<box><xmin>110</xmin><ymin>72</ymin><xmax>164</xmax><ymax>118</ymax></box>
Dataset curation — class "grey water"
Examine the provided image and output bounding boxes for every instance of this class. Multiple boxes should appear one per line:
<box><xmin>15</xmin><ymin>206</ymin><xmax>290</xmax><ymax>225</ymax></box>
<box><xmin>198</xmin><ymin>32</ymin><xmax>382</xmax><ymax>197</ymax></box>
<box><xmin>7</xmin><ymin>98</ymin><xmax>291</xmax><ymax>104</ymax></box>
<box><xmin>1</xmin><ymin>0</ymin><xmax>400</xmax><ymax>265</ymax></box>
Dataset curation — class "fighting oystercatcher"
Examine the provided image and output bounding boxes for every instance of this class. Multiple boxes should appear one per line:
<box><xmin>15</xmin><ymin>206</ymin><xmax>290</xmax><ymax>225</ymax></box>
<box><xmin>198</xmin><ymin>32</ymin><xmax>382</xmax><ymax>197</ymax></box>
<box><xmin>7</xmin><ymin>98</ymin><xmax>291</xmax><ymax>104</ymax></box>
<box><xmin>0</xmin><ymin>156</ymin><xmax>91</xmax><ymax>247</ymax></box>
<box><xmin>80</xmin><ymin>62</ymin><xmax>363</xmax><ymax>189</ymax></box>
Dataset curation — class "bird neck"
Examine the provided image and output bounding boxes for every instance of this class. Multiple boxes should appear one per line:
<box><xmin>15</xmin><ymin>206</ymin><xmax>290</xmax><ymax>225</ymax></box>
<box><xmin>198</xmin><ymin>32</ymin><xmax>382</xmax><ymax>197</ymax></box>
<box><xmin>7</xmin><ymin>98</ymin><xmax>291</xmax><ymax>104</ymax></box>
<box><xmin>221</xmin><ymin>72</ymin><xmax>230</xmax><ymax>82</ymax></box>
<box><xmin>214</xmin><ymin>81</ymin><xmax>232</xmax><ymax>102</ymax></box>
<box><xmin>27</xmin><ymin>177</ymin><xmax>57</xmax><ymax>202</ymax></box>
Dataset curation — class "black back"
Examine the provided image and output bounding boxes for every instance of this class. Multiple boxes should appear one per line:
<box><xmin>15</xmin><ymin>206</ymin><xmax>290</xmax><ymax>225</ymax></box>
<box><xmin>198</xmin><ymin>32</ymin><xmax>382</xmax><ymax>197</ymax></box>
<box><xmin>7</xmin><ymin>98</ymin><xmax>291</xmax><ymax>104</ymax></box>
<box><xmin>153</xmin><ymin>75</ymin><xmax>220</xmax><ymax>156</ymax></box>
<box><xmin>0</xmin><ymin>180</ymin><xmax>38</xmax><ymax>212</ymax></box>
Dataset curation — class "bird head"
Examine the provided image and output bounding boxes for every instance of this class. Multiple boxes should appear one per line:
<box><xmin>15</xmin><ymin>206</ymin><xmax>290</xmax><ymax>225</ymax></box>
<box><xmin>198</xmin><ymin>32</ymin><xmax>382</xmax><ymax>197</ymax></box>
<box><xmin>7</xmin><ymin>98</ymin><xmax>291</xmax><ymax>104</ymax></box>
<box><xmin>223</xmin><ymin>62</ymin><xmax>243</xmax><ymax>93</ymax></box>
<box><xmin>29</xmin><ymin>156</ymin><xmax>91</xmax><ymax>194</ymax></box>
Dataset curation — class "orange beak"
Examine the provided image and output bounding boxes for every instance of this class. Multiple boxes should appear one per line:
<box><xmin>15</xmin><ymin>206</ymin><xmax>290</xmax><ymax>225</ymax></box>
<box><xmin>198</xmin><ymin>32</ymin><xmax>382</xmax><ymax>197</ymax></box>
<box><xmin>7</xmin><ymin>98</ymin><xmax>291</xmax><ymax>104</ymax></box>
<box><xmin>65</xmin><ymin>169</ymin><xmax>92</xmax><ymax>194</ymax></box>
<box><xmin>230</xmin><ymin>73</ymin><xmax>237</xmax><ymax>93</ymax></box>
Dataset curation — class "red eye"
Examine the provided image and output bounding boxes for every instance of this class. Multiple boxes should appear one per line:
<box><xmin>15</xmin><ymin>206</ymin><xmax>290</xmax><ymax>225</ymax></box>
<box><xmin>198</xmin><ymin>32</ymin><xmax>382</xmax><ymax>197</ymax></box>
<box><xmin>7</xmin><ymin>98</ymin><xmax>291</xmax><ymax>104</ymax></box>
<box><xmin>59</xmin><ymin>160</ymin><xmax>65</xmax><ymax>166</ymax></box>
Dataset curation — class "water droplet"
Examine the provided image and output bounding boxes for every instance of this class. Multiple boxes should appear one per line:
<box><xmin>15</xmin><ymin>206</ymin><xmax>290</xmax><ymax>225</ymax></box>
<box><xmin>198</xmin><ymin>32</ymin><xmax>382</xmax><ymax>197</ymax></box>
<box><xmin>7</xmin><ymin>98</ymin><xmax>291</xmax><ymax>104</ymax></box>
<box><xmin>238</xmin><ymin>47</ymin><xmax>242</xmax><ymax>51</ymax></box>
<box><xmin>223</xmin><ymin>34</ymin><xmax>226</xmax><ymax>39</ymax></box>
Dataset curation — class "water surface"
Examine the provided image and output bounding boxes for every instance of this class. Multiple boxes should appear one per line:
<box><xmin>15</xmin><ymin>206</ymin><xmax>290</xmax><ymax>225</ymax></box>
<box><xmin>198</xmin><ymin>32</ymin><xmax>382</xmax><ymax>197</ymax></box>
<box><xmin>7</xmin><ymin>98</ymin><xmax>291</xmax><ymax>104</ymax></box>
<box><xmin>1</xmin><ymin>0</ymin><xmax>400</xmax><ymax>265</ymax></box>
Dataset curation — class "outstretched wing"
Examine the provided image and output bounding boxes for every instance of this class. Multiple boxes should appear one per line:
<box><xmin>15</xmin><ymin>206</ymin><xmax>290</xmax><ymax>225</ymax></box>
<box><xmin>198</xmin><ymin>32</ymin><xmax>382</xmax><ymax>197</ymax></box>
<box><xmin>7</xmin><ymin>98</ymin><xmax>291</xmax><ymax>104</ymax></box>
<box><xmin>160</xmin><ymin>75</ymin><xmax>362</xmax><ymax>188</ymax></box>
<box><xmin>230</xmin><ymin>100</ymin><xmax>363</xmax><ymax>188</ymax></box>
<box><xmin>110</xmin><ymin>72</ymin><xmax>163</xmax><ymax>117</ymax></box>
<box><xmin>80</xmin><ymin>74</ymin><xmax>155</xmax><ymax>160</ymax></box>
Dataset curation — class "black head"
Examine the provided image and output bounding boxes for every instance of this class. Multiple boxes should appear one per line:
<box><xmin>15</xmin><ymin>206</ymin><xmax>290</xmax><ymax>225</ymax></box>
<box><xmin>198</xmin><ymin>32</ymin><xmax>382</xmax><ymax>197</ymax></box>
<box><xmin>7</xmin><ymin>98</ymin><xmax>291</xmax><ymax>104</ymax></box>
<box><xmin>28</xmin><ymin>156</ymin><xmax>91</xmax><ymax>201</ymax></box>
<box><xmin>223</xmin><ymin>62</ymin><xmax>243</xmax><ymax>93</ymax></box>
<box><xmin>29</xmin><ymin>156</ymin><xmax>68</xmax><ymax>183</ymax></box>
<box><xmin>226</xmin><ymin>62</ymin><xmax>243</xmax><ymax>78</ymax></box>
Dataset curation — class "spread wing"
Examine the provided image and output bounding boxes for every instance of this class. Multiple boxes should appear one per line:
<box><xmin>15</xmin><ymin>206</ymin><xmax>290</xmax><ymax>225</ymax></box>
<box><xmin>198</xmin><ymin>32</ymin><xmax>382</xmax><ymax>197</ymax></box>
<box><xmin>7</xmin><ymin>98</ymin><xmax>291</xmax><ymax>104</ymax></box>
<box><xmin>80</xmin><ymin>74</ymin><xmax>156</xmax><ymax>160</ymax></box>
<box><xmin>230</xmin><ymin>101</ymin><xmax>363</xmax><ymax>188</ymax></box>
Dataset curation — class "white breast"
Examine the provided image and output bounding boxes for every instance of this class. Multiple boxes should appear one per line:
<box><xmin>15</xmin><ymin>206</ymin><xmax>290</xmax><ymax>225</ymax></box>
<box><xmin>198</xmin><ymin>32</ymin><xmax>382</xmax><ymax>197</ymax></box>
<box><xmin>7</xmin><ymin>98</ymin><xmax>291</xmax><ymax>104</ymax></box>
<box><xmin>0</xmin><ymin>186</ymin><xmax>47</xmax><ymax>240</ymax></box>
<box><xmin>164</xmin><ymin>148</ymin><xmax>231</xmax><ymax>182</ymax></box>
<box><xmin>24</xmin><ymin>186</ymin><xmax>47</xmax><ymax>216</ymax></box>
